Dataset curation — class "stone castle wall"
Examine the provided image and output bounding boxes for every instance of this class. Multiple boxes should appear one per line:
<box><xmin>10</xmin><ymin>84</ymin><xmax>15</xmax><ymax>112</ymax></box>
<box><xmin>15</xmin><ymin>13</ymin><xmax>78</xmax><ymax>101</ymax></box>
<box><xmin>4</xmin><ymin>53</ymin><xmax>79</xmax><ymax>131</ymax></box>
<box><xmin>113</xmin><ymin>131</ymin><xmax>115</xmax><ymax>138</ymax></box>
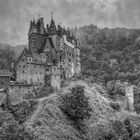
<box><xmin>26</xmin><ymin>63</ymin><xmax>45</xmax><ymax>84</ymax></box>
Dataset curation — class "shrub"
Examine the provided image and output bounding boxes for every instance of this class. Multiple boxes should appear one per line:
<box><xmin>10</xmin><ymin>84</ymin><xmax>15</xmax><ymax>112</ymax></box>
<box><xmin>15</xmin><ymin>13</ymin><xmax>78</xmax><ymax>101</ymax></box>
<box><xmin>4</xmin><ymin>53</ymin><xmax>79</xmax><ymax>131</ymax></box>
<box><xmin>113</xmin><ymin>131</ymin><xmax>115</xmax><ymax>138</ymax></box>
<box><xmin>35</xmin><ymin>84</ymin><xmax>54</xmax><ymax>98</ymax></box>
<box><xmin>110</xmin><ymin>119</ymin><xmax>132</xmax><ymax>140</ymax></box>
<box><xmin>60</xmin><ymin>85</ymin><xmax>92</xmax><ymax>132</ymax></box>
<box><xmin>23</xmin><ymin>92</ymin><xmax>36</xmax><ymax>100</ymax></box>
<box><xmin>110</xmin><ymin>102</ymin><xmax>120</xmax><ymax>111</ymax></box>
<box><xmin>11</xmin><ymin>100</ymin><xmax>38</xmax><ymax>122</ymax></box>
<box><xmin>24</xmin><ymin>85</ymin><xmax>54</xmax><ymax>99</ymax></box>
<box><xmin>132</xmin><ymin>133</ymin><xmax>140</xmax><ymax>140</ymax></box>
<box><xmin>0</xmin><ymin>108</ymin><xmax>39</xmax><ymax>140</ymax></box>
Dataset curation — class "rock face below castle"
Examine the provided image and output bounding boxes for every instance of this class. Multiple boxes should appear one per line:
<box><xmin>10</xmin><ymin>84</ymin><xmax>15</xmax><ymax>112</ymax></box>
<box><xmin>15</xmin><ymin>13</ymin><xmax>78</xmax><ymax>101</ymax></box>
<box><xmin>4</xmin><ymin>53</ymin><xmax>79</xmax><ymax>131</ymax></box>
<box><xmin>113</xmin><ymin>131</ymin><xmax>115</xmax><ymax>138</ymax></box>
<box><xmin>15</xmin><ymin>16</ymin><xmax>81</xmax><ymax>90</ymax></box>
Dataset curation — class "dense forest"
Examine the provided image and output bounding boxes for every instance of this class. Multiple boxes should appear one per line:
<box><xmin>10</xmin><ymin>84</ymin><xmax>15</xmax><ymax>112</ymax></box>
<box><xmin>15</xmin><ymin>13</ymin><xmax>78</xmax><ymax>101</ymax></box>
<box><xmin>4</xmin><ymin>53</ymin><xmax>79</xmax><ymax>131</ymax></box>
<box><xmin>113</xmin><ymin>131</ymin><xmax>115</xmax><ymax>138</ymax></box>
<box><xmin>72</xmin><ymin>25</ymin><xmax>140</xmax><ymax>85</ymax></box>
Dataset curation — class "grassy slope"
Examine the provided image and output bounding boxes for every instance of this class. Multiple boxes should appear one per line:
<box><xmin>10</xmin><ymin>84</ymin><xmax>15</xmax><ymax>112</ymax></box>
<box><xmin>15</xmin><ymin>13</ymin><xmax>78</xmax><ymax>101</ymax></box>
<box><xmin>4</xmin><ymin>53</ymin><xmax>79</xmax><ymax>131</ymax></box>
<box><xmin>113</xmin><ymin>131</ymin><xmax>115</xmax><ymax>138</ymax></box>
<box><xmin>27</xmin><ymin>80</ymin><xmax>140</xmax><ymax>140</ymax></box>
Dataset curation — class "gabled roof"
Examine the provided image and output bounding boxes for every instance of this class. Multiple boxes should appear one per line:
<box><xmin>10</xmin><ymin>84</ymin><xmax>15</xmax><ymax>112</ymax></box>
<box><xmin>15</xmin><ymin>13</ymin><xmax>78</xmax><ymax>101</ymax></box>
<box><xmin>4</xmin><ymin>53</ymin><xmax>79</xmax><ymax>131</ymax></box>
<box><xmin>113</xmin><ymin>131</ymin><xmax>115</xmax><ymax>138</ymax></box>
<box><xmin>16</xmin><ymin>48</ymin><xmax>28</xmax><ymax>64</ymax></box>
<box><xmin>49</xmin><ymin>37</ymin><xmax>57</xmax><ymax>53</ymax></box>
<box><xmin>38</xmin><ymin>38</ymin><xmax>47</xmax><ymax>53</ymax></box>
<box><xmin>16</xmin><ymin>47</ymin><xmax>33</xmax><ymax>64</ymax></box>
<box><xmin>39</xmin><ymin>37</ymin><xmax>57</xmax><ymax>53</ymax></box>
<box><xmin>27</xmin><ymin>47</ymin><xmax>32</xmax><ymax>56</ymax></box>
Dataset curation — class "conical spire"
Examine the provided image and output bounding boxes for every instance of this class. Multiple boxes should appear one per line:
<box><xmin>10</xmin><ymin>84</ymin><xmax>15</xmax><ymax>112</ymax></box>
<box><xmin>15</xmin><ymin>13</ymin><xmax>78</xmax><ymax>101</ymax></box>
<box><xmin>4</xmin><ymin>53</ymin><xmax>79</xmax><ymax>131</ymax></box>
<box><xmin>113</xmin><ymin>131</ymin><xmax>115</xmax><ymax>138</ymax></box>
<box><xmin>50</xmin><ymin>12</ymin><xmax>56</xmax><ymax>28</ymax></box>
<box><xmin>48</xmin><ymin>12</ymin><xmax>56</xmax><ymax>34</ymax></box>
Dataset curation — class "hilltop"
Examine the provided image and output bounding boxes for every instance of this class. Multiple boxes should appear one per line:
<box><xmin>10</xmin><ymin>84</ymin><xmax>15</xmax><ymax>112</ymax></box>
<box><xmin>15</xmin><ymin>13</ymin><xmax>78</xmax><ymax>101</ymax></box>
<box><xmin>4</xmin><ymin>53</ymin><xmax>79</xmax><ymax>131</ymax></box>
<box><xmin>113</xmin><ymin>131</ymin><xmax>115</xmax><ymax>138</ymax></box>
<box><xmin>25</xmin><ymin>80</ymin><xmax>140</xmax><ymax>140</ymax></box>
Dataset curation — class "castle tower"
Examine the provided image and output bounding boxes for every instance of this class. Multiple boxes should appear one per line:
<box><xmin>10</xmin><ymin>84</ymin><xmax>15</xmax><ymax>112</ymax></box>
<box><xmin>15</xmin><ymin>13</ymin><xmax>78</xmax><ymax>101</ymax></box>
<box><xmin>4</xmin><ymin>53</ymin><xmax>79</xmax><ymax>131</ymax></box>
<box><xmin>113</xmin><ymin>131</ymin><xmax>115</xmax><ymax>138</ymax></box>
<box><xmin>28</xmin><ymin>18</ymin><xmax>37</xmax><ymax>37</ymax></box>
<box><xmin>48</xmin><ymin>12</ymin><xmax>57</xmax><ymax>35</ymax></box>
<box><xmin>37</xmin><ymin>16</ymin><xmax>45</xmax><ymax>34</ymax></box>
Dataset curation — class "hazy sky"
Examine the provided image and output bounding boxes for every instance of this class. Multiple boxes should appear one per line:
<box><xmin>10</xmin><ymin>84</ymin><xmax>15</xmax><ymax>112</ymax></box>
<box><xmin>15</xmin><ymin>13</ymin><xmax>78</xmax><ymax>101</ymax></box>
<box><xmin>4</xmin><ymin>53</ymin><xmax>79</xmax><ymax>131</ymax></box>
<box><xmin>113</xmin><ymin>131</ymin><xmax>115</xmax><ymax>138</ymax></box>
<box><xmin>0</xmin><ymin>0</ymin><xmax>140</xmax><ymax>45</ymax></box>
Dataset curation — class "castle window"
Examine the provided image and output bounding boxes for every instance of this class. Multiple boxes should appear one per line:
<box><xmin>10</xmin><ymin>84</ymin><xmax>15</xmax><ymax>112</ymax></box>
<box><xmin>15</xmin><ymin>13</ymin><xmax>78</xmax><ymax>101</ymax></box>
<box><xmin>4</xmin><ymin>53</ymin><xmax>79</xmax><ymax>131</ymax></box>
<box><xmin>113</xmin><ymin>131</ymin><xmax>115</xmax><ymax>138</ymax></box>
<box><xmin>28</xmin><ymin>57</ymin><xmax>32</xmax><ymax>61</ymax></box>
<box><xmin>53</xmin><ymin>60</ymin><xmax>56</xmax><ymax>64</ymax></box>
<box><xmin>23</xmin><ymin>65</ymin><xmax>25</xmax><ymax>68</ymax></box>
<box><xmin>46</xmin><ymin>69</ymin><xmax>49</xmax><ymax>71</ymax></box>
<box><xmin>23</xmin><ymin>71</ymin><xmax>24</xmax><ymax>73</ymax></box>
<box><xmin>60</xmin><ymin>56</ymin><xmax>62</xmax><ymax>62</ymax></box>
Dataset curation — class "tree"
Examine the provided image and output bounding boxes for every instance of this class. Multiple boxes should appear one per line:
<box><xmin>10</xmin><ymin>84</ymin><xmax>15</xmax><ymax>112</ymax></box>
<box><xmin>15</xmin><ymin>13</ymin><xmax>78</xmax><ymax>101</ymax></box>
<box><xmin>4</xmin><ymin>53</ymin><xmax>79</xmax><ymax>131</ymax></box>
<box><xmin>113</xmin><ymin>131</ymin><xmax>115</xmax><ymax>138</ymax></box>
<box><xmin>60</xmin><ymin>85</ymin><xmax>92</xmax><ymax>132</ymax></box>
<box><xmin>0</xmin><ymin>108</ymin><xmax>39</xmax><ymax>140</ymax></box>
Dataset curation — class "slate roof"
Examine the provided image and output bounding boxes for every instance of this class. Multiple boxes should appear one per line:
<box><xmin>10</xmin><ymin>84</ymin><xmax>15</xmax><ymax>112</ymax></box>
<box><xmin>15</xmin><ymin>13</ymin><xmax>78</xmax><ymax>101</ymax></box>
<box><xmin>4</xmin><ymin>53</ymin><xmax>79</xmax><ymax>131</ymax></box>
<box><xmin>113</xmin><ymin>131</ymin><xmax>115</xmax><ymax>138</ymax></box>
<box><xmin>39</xmin><ymin>37</ymin><xmax>57</xmax><ymax>53</ymax></box>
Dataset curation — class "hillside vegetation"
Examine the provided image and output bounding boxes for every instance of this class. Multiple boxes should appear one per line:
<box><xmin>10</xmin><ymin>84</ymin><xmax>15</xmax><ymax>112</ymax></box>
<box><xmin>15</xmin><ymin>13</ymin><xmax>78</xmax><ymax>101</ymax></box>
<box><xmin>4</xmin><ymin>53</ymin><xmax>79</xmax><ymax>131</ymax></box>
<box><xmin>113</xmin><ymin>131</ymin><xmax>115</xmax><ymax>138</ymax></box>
<box><xmin>72</xmin><ymin>25</ymin><xmax>140</xmax><ymax>85</ymax></box>
<box><xmin>26</xmin><ymin>80</ymin><xmax>140</xmax><ymax>140</ymax></box>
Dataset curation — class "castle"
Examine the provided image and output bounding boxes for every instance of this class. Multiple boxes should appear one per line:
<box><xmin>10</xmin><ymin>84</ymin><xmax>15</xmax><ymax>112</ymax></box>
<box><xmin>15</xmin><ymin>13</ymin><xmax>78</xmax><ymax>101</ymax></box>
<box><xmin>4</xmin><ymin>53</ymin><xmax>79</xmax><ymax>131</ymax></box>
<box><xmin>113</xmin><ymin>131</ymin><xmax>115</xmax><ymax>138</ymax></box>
<box><xmin>15</xmin><ymin>15</ymin><xmax>81</xmax><ymax>90</ymax></box>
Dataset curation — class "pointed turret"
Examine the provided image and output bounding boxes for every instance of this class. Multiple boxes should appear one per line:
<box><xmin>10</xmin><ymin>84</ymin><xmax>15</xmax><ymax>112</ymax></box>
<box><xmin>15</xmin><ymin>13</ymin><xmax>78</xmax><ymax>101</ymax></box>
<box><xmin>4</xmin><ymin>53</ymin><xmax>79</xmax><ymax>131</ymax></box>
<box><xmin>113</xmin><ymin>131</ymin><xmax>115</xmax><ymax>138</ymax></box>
<box><xmin>48</xmin><ymin>12</ymin><xmax>57</xmax><ymax>34</ymax></box>
<box><xmin>37</xmin><ymin>16</ymin><xmax>45</xmax><ymax>34</ymax></box>
<box><xmin>28</xmin><ymin>18</ymin><xmax>37</xmax><ymax>37</ymax></box>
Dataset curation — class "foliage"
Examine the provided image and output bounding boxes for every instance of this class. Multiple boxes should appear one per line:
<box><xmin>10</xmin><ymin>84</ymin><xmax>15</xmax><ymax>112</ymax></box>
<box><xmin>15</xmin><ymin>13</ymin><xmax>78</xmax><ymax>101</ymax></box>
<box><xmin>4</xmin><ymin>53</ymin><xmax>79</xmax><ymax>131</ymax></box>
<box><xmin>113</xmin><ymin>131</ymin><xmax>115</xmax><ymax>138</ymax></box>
<box><xmin>11</xmin><ymin>100</ymin><xmax>38</xmax><ymax>122</ymax></box>
<box><xmin>0</xmin><ymin>108</ymin><xmax>39</xmax><ymax>140</ymax></box>
<box><xmin>110</xmin><ymin>102</ymin><xmax>120</xmax><ymax>111</ymax></box>
<box><xmin>24</xmin><ymin>84</ymin><xmax>54</xmax><ymax>100</ymax></box>
<box><xmin>93</xmin><ymin>118</ymin><xmax>140</xmax><ymax>140</ymax></box>
<box><xmin>60</xmin><ymin>85</ymin><xmax>92</xmax><ymax>132</ymax></box>
<box><xmin>107</xmin><ymin>81</ymin><xmax>125</xmax><ymax>99</ymax></box>
<box><xmin>35</xmin><ymin>84</ymin><xmax>54</xmax><ymax>98</ymax></box>
<box><xmin>73</xmin><ymin>25</ymin><xmax>140</xmax><ymax>86</ymax></box>
<box><xmin>0</xmin><ymin>46</ymin><xmax>15</xmax><ymax>70</ymax></box>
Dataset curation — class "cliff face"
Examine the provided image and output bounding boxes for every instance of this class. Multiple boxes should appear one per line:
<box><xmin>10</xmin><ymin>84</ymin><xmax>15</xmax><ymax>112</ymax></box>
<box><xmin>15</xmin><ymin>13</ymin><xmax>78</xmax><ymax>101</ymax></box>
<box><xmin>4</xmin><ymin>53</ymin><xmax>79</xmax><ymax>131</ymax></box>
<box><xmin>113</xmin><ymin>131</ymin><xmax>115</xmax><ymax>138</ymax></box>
<box><xmin>26</xmin><ymin>80</ymin><xmax>140</xmax><ymax>140</ymax></box>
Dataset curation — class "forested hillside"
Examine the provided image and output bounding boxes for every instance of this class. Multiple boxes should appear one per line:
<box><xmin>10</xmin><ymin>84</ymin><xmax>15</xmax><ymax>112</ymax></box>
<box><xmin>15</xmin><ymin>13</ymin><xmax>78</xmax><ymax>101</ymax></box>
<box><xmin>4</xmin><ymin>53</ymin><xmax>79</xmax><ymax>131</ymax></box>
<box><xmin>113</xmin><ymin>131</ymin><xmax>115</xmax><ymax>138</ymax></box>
<box><xmin>73</xmin><ymin>25</ymin><xmax>140</xmax><ymax>85</ymax></box>
<box><xmin>0</xmin><ymin>43</ymin><xmax>26</xmax><ymax>70</ymax></box>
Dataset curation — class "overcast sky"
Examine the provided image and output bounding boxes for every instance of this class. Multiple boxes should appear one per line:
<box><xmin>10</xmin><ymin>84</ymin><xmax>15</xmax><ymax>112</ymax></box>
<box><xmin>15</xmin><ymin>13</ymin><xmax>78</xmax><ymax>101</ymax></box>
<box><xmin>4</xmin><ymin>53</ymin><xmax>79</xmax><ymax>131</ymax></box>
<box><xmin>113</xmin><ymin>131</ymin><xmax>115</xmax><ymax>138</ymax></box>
<box><xmin>0</xmin><ymin>0</ymin><xmax>140</xmax><ymax>45</ymax></box>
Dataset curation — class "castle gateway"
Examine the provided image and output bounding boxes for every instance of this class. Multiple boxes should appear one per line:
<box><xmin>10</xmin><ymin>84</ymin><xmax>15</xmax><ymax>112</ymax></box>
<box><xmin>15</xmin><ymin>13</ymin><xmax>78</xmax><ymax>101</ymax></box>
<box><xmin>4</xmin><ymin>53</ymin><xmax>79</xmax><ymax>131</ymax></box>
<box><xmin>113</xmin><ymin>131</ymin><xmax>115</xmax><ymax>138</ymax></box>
<box><xmin>15</xmin><ymin>16</ymin><xmax>81</xmax><ymax>90</ymax></box>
